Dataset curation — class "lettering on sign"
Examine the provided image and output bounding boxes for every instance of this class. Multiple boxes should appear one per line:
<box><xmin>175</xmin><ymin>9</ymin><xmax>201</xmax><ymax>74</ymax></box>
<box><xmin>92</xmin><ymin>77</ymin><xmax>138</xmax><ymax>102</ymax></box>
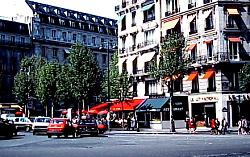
<box><xmin>190</xmin><ymin>96</ymin><xmax>219</xmax><ymax>103</ymax></box>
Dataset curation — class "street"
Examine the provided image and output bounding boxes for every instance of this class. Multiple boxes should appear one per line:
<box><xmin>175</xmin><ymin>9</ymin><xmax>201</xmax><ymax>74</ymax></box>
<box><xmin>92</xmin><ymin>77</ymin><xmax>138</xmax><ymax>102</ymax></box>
<box><xmin>1</xmin><ymin>132</ymin><xmax>250</xmax><ymax>157</ymax></box>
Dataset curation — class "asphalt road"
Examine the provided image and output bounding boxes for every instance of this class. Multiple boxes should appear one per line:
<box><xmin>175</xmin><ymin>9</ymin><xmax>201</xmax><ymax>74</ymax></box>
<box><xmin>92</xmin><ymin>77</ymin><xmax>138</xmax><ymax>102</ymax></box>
<box><xmin>1</xmin><ymin>132</ymin><xmax>250</xmax><ymax>157</ymax></box>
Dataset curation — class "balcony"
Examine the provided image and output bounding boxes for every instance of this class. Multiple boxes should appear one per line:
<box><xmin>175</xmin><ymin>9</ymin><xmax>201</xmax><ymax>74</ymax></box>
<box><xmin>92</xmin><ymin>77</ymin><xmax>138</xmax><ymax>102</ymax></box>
<box><xmin>129</xmin><ymin>45</ymin><xmax>136</xmax><ymax>52</ymax></box>
<box><xmin>188</xmin><ymin>2</ymin><xmax>196</xmax><ymax>9</ymax></box>
<box><xmin>119</xmin><ymin>48</ymin><xmax>125</xmax><ymax>54</ymax></box>
<box><xmin>205</xmin><ymin>25</ymin><xmax>214</xmax><ymax>31</ymax></box>
<box><xmin>141</xmin><ymin>0</ymin><xmax>154</xmax><ymax>8</ymax></box>
<box><xmin>0</xmin><ymin>40</ymin><xmax>32</xmax><ymax>49</ymax></box>
<box><xmin>189</xmin><ymin>29</ymin><xmax>198</xmax><ymax>35</ymax></box>
<box><xmin>122</xmin><ymin>1</ymin><xmax>129</xmax><ymax>8</ymax></box>
<box><xmin>137</xmin><ymin>40</ymin><xmax>158</xmax><ymax>50</ymax></box>
<box><xmin>165</xmin><ymin>8</ymin><xmax>180</xmax><ymax>17</ymax></box>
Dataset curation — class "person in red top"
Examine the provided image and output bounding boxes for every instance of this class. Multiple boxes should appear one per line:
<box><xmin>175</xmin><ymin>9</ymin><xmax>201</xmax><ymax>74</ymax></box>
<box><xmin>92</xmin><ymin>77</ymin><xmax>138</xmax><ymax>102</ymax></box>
<box><xmin>210</xmin><ymin>119</ymin><xmax>215</xmax><ymax>135</ymax></box>
<box><xmin>188</xmin><ymin>117</ymin><xmax>196</xmax><ymax>133</ymax></box>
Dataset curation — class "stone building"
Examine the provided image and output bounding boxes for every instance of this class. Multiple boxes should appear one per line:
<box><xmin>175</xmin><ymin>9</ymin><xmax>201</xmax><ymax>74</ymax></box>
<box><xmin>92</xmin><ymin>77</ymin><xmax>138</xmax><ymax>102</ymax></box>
<box><xmin>116</xmin><ymin>0</ymin><xmax>250</xmax><ymax>129</ymax></box>
<box><xmin>26</xmin><ymin>0</ymin><xmax>118</xmax><ymax>70</ymax></box>
<box><xmin>0</xmin><ymin>18</ymin><xmax>32</xmax><ymax>102</ymax></box>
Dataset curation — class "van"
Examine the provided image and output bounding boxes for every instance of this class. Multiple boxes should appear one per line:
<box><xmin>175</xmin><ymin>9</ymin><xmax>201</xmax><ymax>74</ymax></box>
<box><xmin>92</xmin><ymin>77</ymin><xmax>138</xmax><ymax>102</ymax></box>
<box><xmin>7</xmin><ymin>117</ymin><xmax>32</xmax><ymax>132</ymax></box>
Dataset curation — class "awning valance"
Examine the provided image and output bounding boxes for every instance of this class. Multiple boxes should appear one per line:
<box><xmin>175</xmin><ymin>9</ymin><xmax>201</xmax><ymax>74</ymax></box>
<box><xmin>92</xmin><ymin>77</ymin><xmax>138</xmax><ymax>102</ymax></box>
<box><xmin>136</xmin><ymin>98</ymin><xmax>169</xmax><ymax>111</ymax></box>
<box><xmin>227</xmin><ymin>9</ymin><xmax>239</xmax><ymax>15</ymax></box>
<box><xmin>188</xmin><ymin>14</ymin><xmax>196</xmax><ymax>23</ymax></box>
<box><xmin>204</xmin><ymin>10</ymin><xmax>212</xmax><ymax>18</ymax></box>
<box><xmin>228</xmin><ymin>37</ymin><xmax>241</xmax><ymax>42</ymax></box>
<box><xmin>187</xmin><ymin>71</ymin><xmax>198</xmax><ymax>81</ymax></box>
<box><xmin>127</xmin><ymin>55</ymin><xmax>138</xmax><ymax>64</ymax></box>
<box><xmin>110</xmin><ymin>99</ymin><xmax>144</xmax><ymax>111</ymax></box>
<box><xmin>141</xmin><ymin>4</ymin><xmax>154</xmax><ymax>12</ymax></box>
<box><xmin>202</xmin><ymin>70</ymin><xmax>215</xmax><ymax>79</ymax></box>
<box><xmin>161</xmin><ymin>18</ymin><xmax>179</xmax><ymax>30</ymax></box>
<box><xmin>140</xmin><ymin>52</ymin><xmax>156</xmax><ymax>62</ymax></box>
<box><xmin>203</xmin><ymin>40</ymin><xmax>212</xmax><ymax>44</ymax></box>
<box><xmin>118</xmin><ymin>57</ymin><xmax>127</xmax><ymax>66</ymax></box>
<box><xmin>186</xmin><ymin>44</ymin><xmax>197</xmax><ymax>51</ymax></box>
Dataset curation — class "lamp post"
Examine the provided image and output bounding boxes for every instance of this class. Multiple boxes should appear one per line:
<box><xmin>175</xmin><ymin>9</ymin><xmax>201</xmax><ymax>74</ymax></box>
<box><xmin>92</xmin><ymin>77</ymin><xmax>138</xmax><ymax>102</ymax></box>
<box><xmin>169</xmin><ymin>78</ymin><xmax>175</xmax><ymax>132</ymax></box>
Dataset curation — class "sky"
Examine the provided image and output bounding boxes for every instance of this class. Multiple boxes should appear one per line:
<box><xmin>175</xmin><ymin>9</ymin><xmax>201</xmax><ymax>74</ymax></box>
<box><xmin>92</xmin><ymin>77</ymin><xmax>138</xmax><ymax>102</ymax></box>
<box><xmin>0</xmin><ymin>0</ymin><xmax>119</xmax><ymax>20</ymax></box>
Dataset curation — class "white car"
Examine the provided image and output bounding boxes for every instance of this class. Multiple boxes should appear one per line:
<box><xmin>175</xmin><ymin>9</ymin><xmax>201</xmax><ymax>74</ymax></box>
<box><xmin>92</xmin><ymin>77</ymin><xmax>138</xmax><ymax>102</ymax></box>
<box><xmin>7</xmin><ymin>117</ymin><xmax>32</xmax><ymax>132</ymax></box>
<box><xmin>32</xmin><ymin>117</ymin><xmax>50</xmax><ymax>135</ymax></box>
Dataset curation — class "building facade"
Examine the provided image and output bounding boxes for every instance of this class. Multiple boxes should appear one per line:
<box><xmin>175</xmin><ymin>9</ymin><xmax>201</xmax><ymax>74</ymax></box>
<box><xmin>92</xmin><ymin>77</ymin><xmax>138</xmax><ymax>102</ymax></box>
<box><xmin>26</xmin><ymin>0</ymin><xmax>118</xmax><ymax>70</ymax></box>
<box><xmin>0</xmin><ymin>19</ymin><xmax>32</xmax><ymax>102</ymax></box>
<box><xmin>117</xmin><ymin>0</ymin><xmax>250</xmax><ymax>129</ymax></box>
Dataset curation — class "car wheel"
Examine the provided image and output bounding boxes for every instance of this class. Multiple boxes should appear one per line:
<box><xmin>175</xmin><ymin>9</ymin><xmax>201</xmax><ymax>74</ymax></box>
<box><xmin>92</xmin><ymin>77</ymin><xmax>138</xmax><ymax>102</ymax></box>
<box><xmin>48</xmin><ymin>134</ymin><xmax>51</xmax><ymax>138</ymax></box>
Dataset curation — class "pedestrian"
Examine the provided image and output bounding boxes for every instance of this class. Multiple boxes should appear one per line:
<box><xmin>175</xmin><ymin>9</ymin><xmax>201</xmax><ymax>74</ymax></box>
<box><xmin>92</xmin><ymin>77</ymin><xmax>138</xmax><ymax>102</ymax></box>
<box><xmin>185</xmin><ymin>117</ymin><xmax>190</xmax><ymax>133</ymax></box>
<box><xmin>189</xmin><ymin>117</ymin><xmax>196</xmax><ymax>133</ymax></box>
<box><xmin>221</xmin><ymin>117</ymin><xmax>227</xmax><ymax>135</ymax></box>
<box><xmin>215</xmin><ymin>118</ymin><xmax>220</xmax><ymax>135</ymax></box>
<box><xmin>131</xmin><ymin>116</ymin><xmax>136</xmax><ymax>131</ymax></box>
<box><xmin>127</xmin><ymin>116</ymin><xmax>131</xmax><ymax>131</ymax></box>
<box><xmin>210</xmin><ymin>119</ymin><xmax>215</xmax><ymax>135</ymax></box>
<box><xmin>238</xmin><ymin>118</ymin><xmax>242</xmax><ymax>135</ymax></box>
<box><xmin>241</xmin><ymin>117</ymin><xmax>248</xmax><ymax>135</ymax></box>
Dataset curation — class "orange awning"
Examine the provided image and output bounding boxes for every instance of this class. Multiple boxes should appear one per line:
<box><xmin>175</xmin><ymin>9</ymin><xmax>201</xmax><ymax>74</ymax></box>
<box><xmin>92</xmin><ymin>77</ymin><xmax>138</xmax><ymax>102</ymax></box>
<box><xmin>186</xmin><ymin>44</ymin><xmax>197</xmax><ymax>51</ymax></box>
<box><xmin>228</xmin><ymin>37</ymin><xmax>241</xmax><ymax>42</ymax></box>
<box><xmin>110</xmin><ymin>99</ymin><xmax>144</xmax><ymax>111</ymax></box>
<box><xmin>162</xmin><ymin>18</ymin><xmax>179</xmax><ymax>30</ymax></box>
<box><xmin>203</xmin><ymin>40</ymin><xmax>212</xmax><ymax>44</ymax></box>
<box><xmin>187</xmin><ymin>71</ymin><xmax>198</xmax><ymax>81</ymax></box>
<box><xmin>227</xmin><ymin>9</ymin><xmax>239</xmax><ymax>15</ymax></box>
<box><xmin>202</xmin><ymin>70</ymin><xmax>215</xmax><ymax>79</ymax></box>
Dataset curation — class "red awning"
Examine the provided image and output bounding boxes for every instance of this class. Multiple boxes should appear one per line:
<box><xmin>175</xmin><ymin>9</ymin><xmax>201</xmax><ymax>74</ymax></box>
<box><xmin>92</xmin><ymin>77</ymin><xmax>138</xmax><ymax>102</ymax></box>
<box><xmin>98</xmin><ymin>110</ymin><xmax>108</xmax><ymax>115</ymax></box>
<box><xmin>187</xmin><ymin>71</ymin><xmax>198</xmax><ymax>81</ymax></box>
<box><xmin>228</xmin><ymin>37</ymin><xmax>241</xmax><ymax>42</ymax></box>
<box><xmin>110</xmin><ymin>99</ymin><xmax>144</xmax><ymax>111</ymax></box>
<box><xmin>90</xmin><ymin>102</ymin><xmax>109</xmax><ymax>111</ymax></box>
<box><xmin>202</xmin><ymin>70</ymin><xmax>215</xmax><ymax>79</ymax></box>
<box><xmin>186</xmin><ymin>44</ymin><xmax>197</xmax><ymax>51</ymax></box>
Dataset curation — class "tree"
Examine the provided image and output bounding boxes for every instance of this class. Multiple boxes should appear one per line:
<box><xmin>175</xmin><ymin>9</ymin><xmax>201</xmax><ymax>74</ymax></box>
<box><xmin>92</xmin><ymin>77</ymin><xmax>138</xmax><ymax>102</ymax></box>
<box><xmin>68</xmin><ymin>43</ymin><xmax>101</xmax><ymax>112</ymax></box>
<box><xmin>151</xmin><ymin>32</ymin><xmax>186</xmax><ymax>132</ymax></box>
<box><xmin>35</xmin><ymin>61</ymin><xmax>61</xmax><ymax>117</ymax></box>
<box><xmin>239</xmin><ymin>63</ymin><xmax>250</xmax><ymax>92</ymax></box>
<box><xmin>101</xmin><ymin>51</ymin><xmax>131</xmax><ymax>100</ymax></box>
<box><xmin>13</xmin><ymin>56</ymin><xmax>46</xmax><ymax>116</ymax></box>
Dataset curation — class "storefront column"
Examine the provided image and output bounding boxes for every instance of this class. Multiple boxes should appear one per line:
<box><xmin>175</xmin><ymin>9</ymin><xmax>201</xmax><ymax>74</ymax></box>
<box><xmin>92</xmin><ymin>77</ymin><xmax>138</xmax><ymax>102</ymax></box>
<box><xmin>229</xmin><ymin>103</ymin><xmax>233</xmax><ymax>128</ymax></box>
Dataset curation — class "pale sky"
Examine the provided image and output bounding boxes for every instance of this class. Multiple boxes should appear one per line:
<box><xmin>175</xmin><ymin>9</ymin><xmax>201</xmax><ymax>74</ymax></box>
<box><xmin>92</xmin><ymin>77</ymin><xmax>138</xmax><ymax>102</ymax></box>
<box><xmin>0</xmin><ymin>0</ymin><xmax>119</xmax><ymax>19</ymax></box>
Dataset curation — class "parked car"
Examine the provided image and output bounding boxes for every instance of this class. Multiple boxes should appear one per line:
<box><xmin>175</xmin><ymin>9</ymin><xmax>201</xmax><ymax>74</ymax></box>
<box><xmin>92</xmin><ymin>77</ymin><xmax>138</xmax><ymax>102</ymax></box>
<box><xmin>0</xmin><ymin>118</ymin><xmax>17</xmax><ymax>138</ymax></box>
<box><xmin>47</xmin><ymin>118</ymin><xmax>76</xmax><ymax>138</ymax></box>
<box><xmin>32</xmin><ymin>117</ymin><xmax>50</xmax><ymax>135</ymax></box>
<box><xmin>7</xmin><ymin>117</ymin><xmax>32</xmax><ymax>132</ymax></box>
<box><xmin>75</xmin><ymin>119</ymin><xmax>98</xmax><ymax>137</ymax></box>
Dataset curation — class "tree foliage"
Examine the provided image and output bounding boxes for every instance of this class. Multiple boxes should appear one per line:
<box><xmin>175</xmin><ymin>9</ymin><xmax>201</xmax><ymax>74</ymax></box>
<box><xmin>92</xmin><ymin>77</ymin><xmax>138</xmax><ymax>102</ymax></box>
<box><xmin>153</xmin><ymin>33</ymin><xmax>187</xmax><ymax>80</ymax></box>
<box><xmin>101</xmin><ymin>51</ymin><xmax>132</xmax><ymax>100</ymax></box>
<box><xmin>239</xmin><ymin>63</ymin><xmax>250</xmax><ymax>92</ymax></box>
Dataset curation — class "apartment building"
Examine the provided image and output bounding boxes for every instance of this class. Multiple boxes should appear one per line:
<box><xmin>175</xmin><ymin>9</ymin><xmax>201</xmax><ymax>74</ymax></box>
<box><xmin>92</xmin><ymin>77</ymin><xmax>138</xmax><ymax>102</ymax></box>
<box><xmin>0</xmin><ymin>19</ymin><xmax>32</xmax><ymax>102</ymax></box>
<box><xmin>115</xmin><ymin>0</ymin><xmax>161</xmax><ymax>97</ymax></box>
<box><xmin>26</xmin><ymin>0</ymin><xmax>118</xmax><ymax>70</ymax></box>
<box><xmin>162</xmin><ymin>0</ymin><xmax>250</xmax><ymax>127</ymax></box>
<box><xmin>117</xmin><ymin>0</ymin><xmax>250</xmax><ymax>129</ymax></box>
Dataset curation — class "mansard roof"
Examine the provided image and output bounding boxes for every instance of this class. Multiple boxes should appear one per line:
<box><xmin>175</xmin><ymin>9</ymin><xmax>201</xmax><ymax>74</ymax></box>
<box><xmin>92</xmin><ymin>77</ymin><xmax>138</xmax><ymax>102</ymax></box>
<box><xmin>25</xmin><ymin>0</ymin><xmax>117</xmax><ymax>28</ymax></box>
<box><xmin>0</xmin><ymin>19</ymin><xmax>29</xmax><ymax>35</ymax></box>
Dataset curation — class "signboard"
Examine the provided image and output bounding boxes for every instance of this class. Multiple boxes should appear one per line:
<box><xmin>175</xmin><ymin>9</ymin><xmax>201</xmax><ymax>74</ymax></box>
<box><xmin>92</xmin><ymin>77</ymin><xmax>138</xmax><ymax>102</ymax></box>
<box><xmin>190</xmin><ymin>96</ymin><xmax>219</xmax><ymax>103</ymax></box>
<box><xmin>222</xmin><ymin>107</ymin><xmax>228</xmax><ymax>112</ymax></box>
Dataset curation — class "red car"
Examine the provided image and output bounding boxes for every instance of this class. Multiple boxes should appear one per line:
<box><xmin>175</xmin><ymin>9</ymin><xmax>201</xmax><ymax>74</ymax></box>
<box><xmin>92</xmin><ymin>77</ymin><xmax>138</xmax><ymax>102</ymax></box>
<box><xmin>47</xmin><ymin>118</ymin><xmax>76</xmax><ymax>138</ymax></box>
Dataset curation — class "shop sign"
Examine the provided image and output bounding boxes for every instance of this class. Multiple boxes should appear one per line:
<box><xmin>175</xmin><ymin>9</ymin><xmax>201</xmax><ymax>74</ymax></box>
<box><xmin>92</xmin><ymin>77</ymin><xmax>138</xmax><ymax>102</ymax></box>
<box><xmin>190</xmin><ymin>96</ymin><xmax>219</xmax><ymax>103</ymax></box>
<box><xmin>222</xmin><ymin>107</ymin><xmax>228</xmax><ymax>112</ymax></box>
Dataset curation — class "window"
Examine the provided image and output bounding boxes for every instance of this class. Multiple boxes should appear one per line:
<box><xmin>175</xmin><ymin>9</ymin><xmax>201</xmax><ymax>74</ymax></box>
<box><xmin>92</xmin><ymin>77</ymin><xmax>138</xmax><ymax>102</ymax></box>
<box><xmin>102</xmin><ymin>54</ymin><xmax>107</xmax><ymax>65</ymax></box>
<box><xmin>41</xmin><ymin>28</ymin><xmax>45</xmax><ymax>37</ymax></box>
<box><xmin>190</xmin><ymin>46</ymin><xmax>197</xmax><ymax>61</ymax></box>
<box><xmin>208</xmin><ymin>73</ymin><xmax>216</xmax><ymax>92</ymax></box>
<box><xmin>70</xmin><ymin>21</ymin><xmax>75</xmax><ymax>27</ymax></box>
<box><xmin>132</xmin><ymin>12</ymin><xmax>136</xmax><ymax>26</ymax></box>
<box><xmin>11</xmin><ymin>36</ymin><xmax>15</xmax><ymax>43</ymax></box>
<box><xmin>121</xmin><ymin>16</ymin><xmax>126</xmax><ymax>31</ymax></box>
<box><xmin>59</xmin><ymin>19</ymin><xmax>65</xmax><ymax>26</ymax></box>
<box><xmin>122</xmin><ymin>37</ymin><xmax>126</xmax><ymax>49</ymax></box>
<box><xmin>173</xmin><ymin>77</ymin><xmax>182</xmax><ymax>92</ymax></box>
<box><xmin>41</xmin><ymin>46</ymin><xmax>46</xmax><ymax>57</ymax></box>
<box><xmin>143</xmin><ymin>5</ymin><xmax>155</xmax><ymax>23</ymax></box>
<box><xmin>49</xmin><ymin>17</ymin><xmax>55</xmax><ymax>24</ymax></box>
<box><xmin>205</xmin><ymin>13</ymin><xmax>213</xmax><ymax>30</ymax></box>
<box><xmin>132</xmin><ymin>34</ymin><xmax>136</xmax><ymax>51</ymax></box>
<box><xmin>228</xmin><ymin>41</ymin><xmax>240</xmax><ymax>60</ymax></box>
<box><xmin>52</xmin><ymin>30</ymin><xmax>56</xmax><ymax>38</ymax></box>
<box><xmin>145</xmin><ymin>80</ymin><xmax>157</xmax><ymax>96</ymax></box>
<box><xmin>207</xmin><ymin>41</ymin><xmax>213</xmax><ymax>60</ymax></box>
<box><xmin>62</xmin><ymin>32</ymin><xmax>66</xmax><ymax>41</ymax></box>
<box><xmin>144</xmin><ymin>29</ymin><xmax>154</xmax><ymax>45</ymax></box>
<box><xmin>82</xmin><ymin>35</ymin><xmax>87</xmax><ymax>44</ymax></box>
<box><xmin>203</xmin><ymin>0</ymin><xmax>211</xmax><ymax>4</ymax></box>
<box><xmin>92</xmin><ymin>37</ymin><xmax>96</xmax><ymax>46</ymax></box>
<box><xmin>191</xmin><ymin>76</ymin><xmax>199</xmax><ymax>93</ymax></box>
<box><xmin>171</xmin><ymin>0</ymin><xmax>179</xmax><ymax>13</ymax></box>
<box><xmin>227</xmin><ymin>15</ymin><xmax>236</xmax><ymax>28</ymax></box>
<box><xmin>188</xmin><ymin>0</ymin><xmax>196</xmax><ymax>9</ymax></box>
<box><xmin>21</xmin><ymin>37</ymin><xmax>25</xmax><ymax>44</ymax></box>
<box><xmin>73</xmin><ymin>34</ymin><xmax>77</xmax><ymax>42</ymax></box>
<box><xmin>0</xmin><ymin>35</ymin><xmax>5</xmax><ymax>41</ymax></box>
<box><xmin>52</xmin><ymin>48</ymin><xmax>57</xmax><ymax>58</ymax></box>
<box><xmin>133</xmin><ymin>82</ymin><xmax>137</xmax><ymax>97</ymax></box>
<box><xmin>189</xmin><ymin>18</ymin><xmax>197</xmax><ymax>34</ymax></box>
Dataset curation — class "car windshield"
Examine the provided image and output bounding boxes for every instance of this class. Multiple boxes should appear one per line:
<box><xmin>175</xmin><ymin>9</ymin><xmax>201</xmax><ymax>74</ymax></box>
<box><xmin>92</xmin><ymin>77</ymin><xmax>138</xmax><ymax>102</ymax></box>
<box><xmin>35</xmin><ymin>118</ymin><xmax>50</xmax><ymax>123</ymax></box>
<box><xmin>79</xmin><ymin>119</ymin><xmax>96</xmax><ymax>125</ymax></box>
<box><xmin>50</xmin><ymin>119</ymin><xmax>65</xmax><ymax>124</ymax></box>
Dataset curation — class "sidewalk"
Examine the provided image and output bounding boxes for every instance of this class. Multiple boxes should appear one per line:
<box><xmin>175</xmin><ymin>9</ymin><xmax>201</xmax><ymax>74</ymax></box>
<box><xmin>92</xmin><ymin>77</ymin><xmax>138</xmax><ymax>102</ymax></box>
<box><xmin>106</xmin><ymin>127</ymin><xmax>238</xmax><ymax>135</ymax></box>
